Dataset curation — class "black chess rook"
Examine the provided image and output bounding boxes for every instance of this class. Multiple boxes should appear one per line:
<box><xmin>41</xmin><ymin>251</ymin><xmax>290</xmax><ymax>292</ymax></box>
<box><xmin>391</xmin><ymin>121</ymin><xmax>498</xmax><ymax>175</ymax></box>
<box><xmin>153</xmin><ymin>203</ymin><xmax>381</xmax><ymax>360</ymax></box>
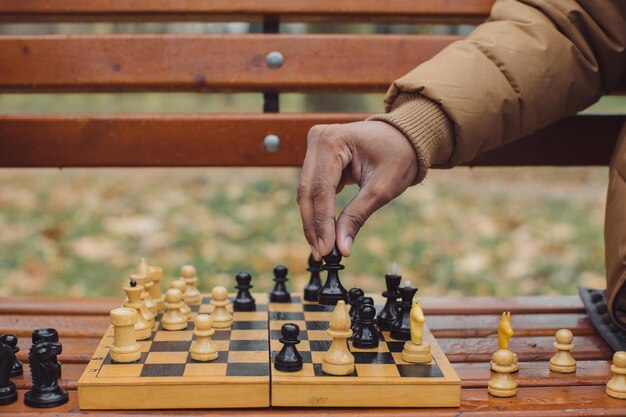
<box><xmin>270</xmin><ymin>265</ymin><xmax>291</xmax><ymax>303</ymax></box>
<box><xmin>303</xmin><ymin>254</ymin><xmax>323</xmax><ymax>302</ymax></box>
<box><xmin>24</xmin><ymin>328</ymin><xmax>69</xmax><ymax>408</ymax></box>
<box><xmin>233</xmin><ymin>271</ymin><xmax>256</xmax><ymax>311</ymax></box>
<box><xmin>318</xmin><ymin>245</ymin><xmax>348</xmax><ymax>306</ymax></box>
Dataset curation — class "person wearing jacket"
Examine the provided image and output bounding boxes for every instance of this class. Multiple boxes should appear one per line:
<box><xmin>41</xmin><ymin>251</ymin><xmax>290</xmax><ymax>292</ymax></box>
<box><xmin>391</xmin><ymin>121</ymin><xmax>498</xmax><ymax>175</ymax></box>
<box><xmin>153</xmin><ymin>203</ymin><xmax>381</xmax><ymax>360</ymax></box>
<box><xmin>296</xmin><ymin>1</ymin><xmax>626</xmax><ymax>327</ymax></box>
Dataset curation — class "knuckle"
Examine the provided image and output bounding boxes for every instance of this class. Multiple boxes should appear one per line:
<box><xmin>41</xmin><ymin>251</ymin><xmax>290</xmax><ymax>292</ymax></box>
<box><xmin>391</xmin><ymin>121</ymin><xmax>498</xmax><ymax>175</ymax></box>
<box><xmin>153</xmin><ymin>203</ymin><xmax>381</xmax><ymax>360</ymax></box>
<box><xmin>296</xmin><ymin>182</ymin><xmax>309</xmax><ymax>204</ymax></box>
<box><xmin>307</xmin><ymin>125</ymin><xmax>325</xmax><ymax>145</ymax></box>
<box><xmin>342</xmin><ymin>211</ymin><xmax>366</xmax><ymax>232</ymax></box>
<box><xmin>312</xmin><ymin>176</ymin><xmax>335</xmax><ymax>197</ymax></box>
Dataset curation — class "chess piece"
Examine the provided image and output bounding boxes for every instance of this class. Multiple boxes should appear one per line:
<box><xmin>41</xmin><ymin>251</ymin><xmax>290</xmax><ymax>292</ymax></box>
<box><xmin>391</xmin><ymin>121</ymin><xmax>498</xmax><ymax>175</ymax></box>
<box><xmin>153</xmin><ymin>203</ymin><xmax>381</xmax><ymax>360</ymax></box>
<box><xmin>24</xmin><ymin>328</ymin><xmax>69</xmax><ymax>407</ymax></box>
<box><xmin>233</xmin><ymin>271</ymin><xmax>256</xmax><ymax>311</ymax></box>
<box><xmin>0</xmin><ymin>341</ymin><xmax>17</xmax><ymax>405</ymax></box>
<box><xmin>162</xmin><ymin>288</ymin><xmax>188</xmax><ymax>331</ymax></box>
<box><xmin>348</xmin><ymin>288</ymin><xmax>365</xmax><ymax>327</ymax></box>
<box><xmin>123</xmin><ymin>280</ymin><xmax>153</xmax><ymax>340</ymax></box>
<box><xmin>270</xmin><ymin>265</ymin><xmax>291</xmax><ymax>302</ymax></box>
<box><xmin>131</xmin><ymin>272</ymin><xmax>157</xmax><ymax>319</ymax></box>
<box><xmin>318</xmin><ymin>244</ymin><xmax>348</xmax><ymax>306</ymax></box>
<box><xmin>352</xmin><ymin>304</ymin><xmax>379</xmax><ymax>349</ymax></box>
<box><xmin>274</xmin><ymin>323</ymin><xmax>303</xmax><ymax>372</ymax></box>
<box><xmin>401</xmin><ymin>300</ymin><xmax>432</xmax><ymax>363</ymax></box>
<box><xmin>351</xmin><ymin>296</ymin><xmax>374</xmax><ymax>333</ymax></box>
<box><xmin>377</xmin><ymin>264</ymin><xmax>402</xmax><ymax>331</ymax></box>
<box><xmin>488</xmin><ymin>349</ymin><xmax>517</xmax><ymax>397</ymax></box>
<box><xmin>390</xmin><ymin>280</ymin><xmax>418</xmax><ymax>341</ymax></box>
<box><xmin>491</xmin><ymin>312</ymin><xmax>519</xmax><ymax>372</ymax></box>
<box><xmin>549</xmin><ymin>329</ymin><xmax>576</xmax><ymax>373</ymax></box>
<box><xmin>210</xmin><ymin>286</ymin><xmax>233</xmax><ymax>329</ymax></box>
<box><xmin>0</xmin><ymin>334</ymin><xmax>23</xmax><ymax>377</ymax></box>
<box><xmin>134</xmin><ymin>259</ymin><xmax>158</xmax><ymax>316</ymax></box>
<box><xmin>149</xmin><ymin>265</ymin><xmax>165</xmax><ymax>313</ymax></box>
<box><xmin>322</xmin><ymin>300</ymin><xmax>354</xmax><ymax>375</ymax></box>
<box><xmin>110</xmin><ymin>308</ymin><xmax>141</xmax><ymax>363</ymax></box>
<box><xmin>303</xmin><ymin>254</ymin><xmax>323</xmax><ymax>302</ymax></box>
<box><xmin>170</xmin><ymin>279</ymin><xmax>192</xmax><ymax>321</ymax></box>
<box><xmin>190</xmin><ymin>314</ymin><xmax>218</xmax><ymax>362</ymax></box>
<box><xmin>180</xmin><ymin>265</ymin><xmax>201</xmax><ymax>305</ymax></box>
<box><xmin>607</xmin><ymin>351</ymin><xmax>626</xmax><ymax>399</ymax></box>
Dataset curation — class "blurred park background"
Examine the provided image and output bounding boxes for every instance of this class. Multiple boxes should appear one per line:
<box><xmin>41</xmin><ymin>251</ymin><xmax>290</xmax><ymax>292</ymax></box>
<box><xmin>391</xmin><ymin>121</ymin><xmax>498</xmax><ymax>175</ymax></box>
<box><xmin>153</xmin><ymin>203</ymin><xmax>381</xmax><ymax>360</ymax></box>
<box><xmin>1</xmin><ymin>21</ymin><xmax>625</xmax><ymax>298</ymax></box>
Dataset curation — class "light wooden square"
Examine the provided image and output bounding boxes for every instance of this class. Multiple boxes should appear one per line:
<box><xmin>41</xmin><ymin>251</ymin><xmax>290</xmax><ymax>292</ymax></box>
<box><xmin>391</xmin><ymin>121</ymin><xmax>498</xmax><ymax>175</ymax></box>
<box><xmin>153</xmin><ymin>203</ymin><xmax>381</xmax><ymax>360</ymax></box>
<box><xmin>138</xmin><ymin>341</ymin><xmax>152</xmax><ymax>352</ymax></box>
<box><xmin>235</xmin><ymin>312</ymin><xmax>267</xmax><ymax>321</ymax></box>
<box><xmin>311</xmin><ymin>351</ymin><xmax>325</xmax><ymax>364</ymax></box>
<box><xmin>154</xmin><ymin>331</ymin><xmax>193</xmax><ymax>342</ymax></box>
<box><xmin>269</xmin><ymin>303</ymin><xmax>304</xmax><ymax>312</ymax></box>
<box><xmin>231</xmin><ymin>329</ymin><xmax>268</xmax><ymax>340</ymax></box>
<box><xmin>145</xmin><ymin>352</ymin><xmax>188</xmax><ymax>364</ymax></box>
<box><xmin>228</xmin><ymin>351</ymin><xmax>269</xmax><ymax>363</ymax></box>
<box><xmin>98</xmin><ymin>364</ymin><xmax>143</xmax><ymax>378</ymax></box>
<box><xmin>355</xmin><ymin>364</ymin><xmax>401</xmax><ymax>378</ymax></box>
<box><xmin>183</xmin><ymin>363</ymin><xmax>227</xmax><ymax>377</ymax></box>
<box><xmin>215</xmin><ymin>340</ymin><xmax>230</xmax><ymax>351</ymax></box>
<box><xmin>303</xmin><ymin>312</ymin><xmax>330</xmax><ymax>321</ymax></box>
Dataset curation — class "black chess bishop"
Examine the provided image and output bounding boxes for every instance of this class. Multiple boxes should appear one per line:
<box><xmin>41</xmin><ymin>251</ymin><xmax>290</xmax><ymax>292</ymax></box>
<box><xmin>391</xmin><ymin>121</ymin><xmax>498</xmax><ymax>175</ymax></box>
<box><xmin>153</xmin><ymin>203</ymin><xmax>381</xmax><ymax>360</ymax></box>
<box><xmin>233</xmin><ymin>271</ymin><xmax>256</xmax><ymax>311</ymax></box>
<box><xmin>274</xmin><ymin>323</ymin><xmax>303</xmax><ymax>372</ymax></box>
<box><xmin>318</xmin><ymin>245</ymin><xmax>348</xmax><ymax>306</ymax></box>
<box><xmin>303</xmin><ymin>254</ymin><xmax>323</xmax><ymax>302</ymax></box>
<box><xmin>24</xmin><ymin>328</ymin><xmax>68</xmax><ymax>408</ymax></box>
<box><xmin>270</xmin><ymin>265</ymin><xmax>291</xmax><ymax>302</ymax></box>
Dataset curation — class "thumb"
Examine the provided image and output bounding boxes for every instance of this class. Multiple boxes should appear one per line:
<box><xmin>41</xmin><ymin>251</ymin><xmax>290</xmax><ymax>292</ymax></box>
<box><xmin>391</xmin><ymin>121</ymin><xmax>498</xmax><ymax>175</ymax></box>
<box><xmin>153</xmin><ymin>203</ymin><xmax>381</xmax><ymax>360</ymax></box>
<box><xmin>335</xmin><ymin>186</ymin><xmax>388</xmax><ymax>257</ymax></box>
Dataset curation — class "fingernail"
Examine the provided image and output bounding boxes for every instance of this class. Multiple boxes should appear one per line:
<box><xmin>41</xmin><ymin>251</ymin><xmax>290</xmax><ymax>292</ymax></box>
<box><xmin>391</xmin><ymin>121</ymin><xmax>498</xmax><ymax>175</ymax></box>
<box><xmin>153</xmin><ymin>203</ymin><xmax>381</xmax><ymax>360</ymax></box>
<box><xmin>343</xmin><ymin>236</ymin><xmax>353</xmax><ymax>256</ymax></box>
<box><xmin>317</xmin><ymin>237</ymin><xmax>326</xmax><ymax>256</ymax></box>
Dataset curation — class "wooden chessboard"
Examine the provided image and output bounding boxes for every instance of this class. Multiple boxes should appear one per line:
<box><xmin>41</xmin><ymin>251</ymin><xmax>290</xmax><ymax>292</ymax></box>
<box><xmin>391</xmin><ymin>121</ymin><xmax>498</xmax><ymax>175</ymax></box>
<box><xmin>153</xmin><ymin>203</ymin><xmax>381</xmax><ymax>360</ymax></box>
<box><xmin>78</xmin><ymin>293</ymin><xmax>460</xmax><ymax>409</ymax></box>
<box><xmin>269</xmin><ymin>296</ymin><xmax>461</xmax><ymax>407</ymax></box>
<box><xmin>77</xmin><ymin>294</ymin><xmax>270</xmax><ymax>410</ymax></box>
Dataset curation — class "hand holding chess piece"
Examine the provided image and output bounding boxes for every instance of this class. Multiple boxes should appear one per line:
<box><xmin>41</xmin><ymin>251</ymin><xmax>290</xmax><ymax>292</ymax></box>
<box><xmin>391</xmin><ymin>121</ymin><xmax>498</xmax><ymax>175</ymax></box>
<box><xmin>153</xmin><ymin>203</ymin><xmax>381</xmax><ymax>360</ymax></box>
<box><xmin>401</xmin><ymin>299</ymin><xmax>432</xmax><ymax>363</ymax></box>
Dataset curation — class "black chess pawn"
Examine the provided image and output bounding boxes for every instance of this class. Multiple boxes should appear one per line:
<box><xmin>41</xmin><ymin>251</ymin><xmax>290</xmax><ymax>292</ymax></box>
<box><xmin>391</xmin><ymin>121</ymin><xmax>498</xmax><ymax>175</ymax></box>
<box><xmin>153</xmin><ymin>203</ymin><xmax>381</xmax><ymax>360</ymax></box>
<box><xmin>270</xmin><ymin>265</ymin><xmax>291</xmax><ymax>303</ymax></box>
<box><xmin>352</xmin><ymin>304</ymin><xmax>380</xmax><ymax>349</ymax></box>
<box><xmin>390</xmin><ymin>283</ymin><xmax>418</xmax><ymax>341</ymax></box>
<box><xmin>377</xmin><ymin>272</ymin><xmax>402</xmax><ymax>331</ymax></box>
<box><xmin>348</xmin><ymin>288</ymin><xmax>365</xmax><ymax>327</ymax></box>
<box><xmin>233</xmin><ymin>271</ymin><xmax>256</xmax><ymax>311</ymax></box>
<box><xmin>303</xmin><ymin>254</ymin><xmax>323</xmax><ymax>302</ymax></box>
<box><xmin>351</xmin><ymin>296</ymin><xmax>375</xmax><ymax>333</ymax></box>
<box><xmin>274</xmin><ymin>323</ymin><xmax>303</xmax><ymax>372</ymax></box>
<box><xmin>0</xmin><ymin>341</ymin><xmax>17</xmax><ymax>405</ymax></box>
<box><xmin>24</xmin><ymin>328</ymin><xmax>68</xmax><ymax>408</ymax></box>
<box><xmin>0</xmin><ymin>334</ymin><xmax>23</xmax><ymax>377</ymax></box>
<box><xmin>318</xmin><ymin>245</ymin><xmax>348</xmax><ymax>306</ymax></box>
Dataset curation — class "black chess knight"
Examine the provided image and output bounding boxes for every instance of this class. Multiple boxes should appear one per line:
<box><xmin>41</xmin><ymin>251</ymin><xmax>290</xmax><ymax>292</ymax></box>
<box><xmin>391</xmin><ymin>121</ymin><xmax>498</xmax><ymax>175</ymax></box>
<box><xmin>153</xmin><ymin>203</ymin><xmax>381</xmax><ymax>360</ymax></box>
<box><xmin>274</xmin><ymin>323</ymin><xmax>303</xmax><ymax>372</ymax></box>
<box><xmin>303</xmin><ymin>254</ymin><xmax>323</xmax><ymax>302</ymax></box>
<box><xmin>24</xmin><ymin>328</ymin><xmax>68</xmax><ymax>408</ymax></box>
<box><xmin>233</xmin><ymin>271</ymin><xmax>256</xmax><ymax>311</ymax></box>
<box><xmin>318</xmin><ymin>245</ymin><xmax>348</xmax><ymax>305</ymax></box>
<box><xmin>0</xmin><ymin>340</ymin><xmax>17</xmax><ymax>405</ymax></box>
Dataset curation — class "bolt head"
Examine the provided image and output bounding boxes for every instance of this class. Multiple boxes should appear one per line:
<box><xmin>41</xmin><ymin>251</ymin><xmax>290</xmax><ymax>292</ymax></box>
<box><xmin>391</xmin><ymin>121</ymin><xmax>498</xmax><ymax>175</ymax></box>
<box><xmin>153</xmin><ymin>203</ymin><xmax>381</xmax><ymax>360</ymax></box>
<box><xmin>266</xmin><ymin>51</ymin><xmax>284</xmax><ymax>69</ymax></box>
<box><xmin>263</xmin><ymin>134</ymin><xmax>281</xmax><ymax>152</ymax></box>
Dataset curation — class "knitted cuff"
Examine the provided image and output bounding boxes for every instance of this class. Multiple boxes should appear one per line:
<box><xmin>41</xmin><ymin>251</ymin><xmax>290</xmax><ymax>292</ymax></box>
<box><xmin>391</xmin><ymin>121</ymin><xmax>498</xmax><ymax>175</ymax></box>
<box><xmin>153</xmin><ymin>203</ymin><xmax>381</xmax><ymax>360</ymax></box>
<box><xmin>368</xmin><ymin>93</ymin><xmax>454</xmax><ymax>184</ymax></box>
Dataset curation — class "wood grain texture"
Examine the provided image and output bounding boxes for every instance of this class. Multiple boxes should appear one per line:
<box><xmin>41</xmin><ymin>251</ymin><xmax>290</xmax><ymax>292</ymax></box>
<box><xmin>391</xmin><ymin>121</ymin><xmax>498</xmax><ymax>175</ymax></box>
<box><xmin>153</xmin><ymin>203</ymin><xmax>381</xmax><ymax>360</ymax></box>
<box><xmin>0</xmin><ymin>114</ymin><xmax>622</xmax><ymax>167</ymax></box>
<box><xmin>0</xmin><ymin>0</ymin><xmax>494</xmax><ymax>23</ymax></box>
<box><xmin>0</xmin><ymin>34</ymin><xmax>456</xmax><ymax>93</ymax></box>
<box><xmin>0</xmin><ymin>295</ymin><xmax>585</xmax><ymax>316</ymax></box>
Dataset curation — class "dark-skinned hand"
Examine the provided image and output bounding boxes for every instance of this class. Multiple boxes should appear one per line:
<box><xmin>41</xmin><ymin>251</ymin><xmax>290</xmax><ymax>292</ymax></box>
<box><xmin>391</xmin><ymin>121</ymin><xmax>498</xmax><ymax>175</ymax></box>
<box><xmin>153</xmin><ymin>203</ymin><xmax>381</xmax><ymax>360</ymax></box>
<box><xmin>297</xmin><ymin>120</ymin><xmax>418</xmax><ymax>260</ymax></box>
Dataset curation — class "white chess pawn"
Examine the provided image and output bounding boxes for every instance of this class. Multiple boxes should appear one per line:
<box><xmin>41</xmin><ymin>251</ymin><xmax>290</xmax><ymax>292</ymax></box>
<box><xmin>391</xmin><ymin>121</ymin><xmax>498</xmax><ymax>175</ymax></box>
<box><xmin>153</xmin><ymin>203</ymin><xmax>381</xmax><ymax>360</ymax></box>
<box><xmin>488</xmin><ymin>349</ymin><xmax>517</xmax><ymax>397</ymax></box>
<box><xmin>210</xmin><ymin>286</ymin><xmax>233</xmax><ymax>329</ymax></box>
<box><xmin>607</xmin><ymin>351</ymin><xmax>626</xmax><ymax>399</ymax></box>
<box><xmin>170</xmin><ymin>279</ymin><xmax>192</xmax><ymax>321</ymax></box>
<box><xmin>123</xmin><ymin>280</ymin><xmax>152</xmax><ymax>340</ymax></box>
<box><xmin>181</xmin><ymin>265</ymin><xmax>201</xmax><ymax>306</ymax></box>
<box><xmin>190</xmin><ymin>314</ymin><xmax>218</xmax><ymax>362</ymax></box>
<box><xmin>322</xmin><ymin>300</ymin><xmax>354</xmax><ymax>376</ymax></box>
<box><xmin>549</xmin><ymin>329</ymin><xmax>576</xmax><ymax>373</ymax></box>
<box><xmin>110</xmin><ymin>308</ymin><xmax>141</xmax><ymax>363</ymax></box>
<box><xmin>161</xmin><ymin>288</ymin><xmax>188</xmax><ymax>331</ymax></box>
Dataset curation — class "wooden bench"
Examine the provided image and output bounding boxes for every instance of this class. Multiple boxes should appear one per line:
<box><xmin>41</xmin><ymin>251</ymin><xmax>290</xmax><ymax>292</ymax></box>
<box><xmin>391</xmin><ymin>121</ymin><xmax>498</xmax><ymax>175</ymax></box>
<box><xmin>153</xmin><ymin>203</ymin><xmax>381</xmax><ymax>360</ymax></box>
<box><xmin>0</xmin><ymin>1</ymin><xmax>625</xmax><ymax>415</ymax></box>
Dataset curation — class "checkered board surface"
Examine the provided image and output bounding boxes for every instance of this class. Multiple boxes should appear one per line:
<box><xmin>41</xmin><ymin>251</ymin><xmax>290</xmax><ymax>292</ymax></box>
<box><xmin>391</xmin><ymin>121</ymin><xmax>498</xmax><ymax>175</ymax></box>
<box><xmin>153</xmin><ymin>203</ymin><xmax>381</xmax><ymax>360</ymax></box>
<box><xmin>269</xmin><ymin>296</ymin><xmax>461</xmax><ymax>407</ymax></box>
<box><xmin>77</xmin><ymin>293</ymin><xmax>270</xmax><ymax>410</ymax></box>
